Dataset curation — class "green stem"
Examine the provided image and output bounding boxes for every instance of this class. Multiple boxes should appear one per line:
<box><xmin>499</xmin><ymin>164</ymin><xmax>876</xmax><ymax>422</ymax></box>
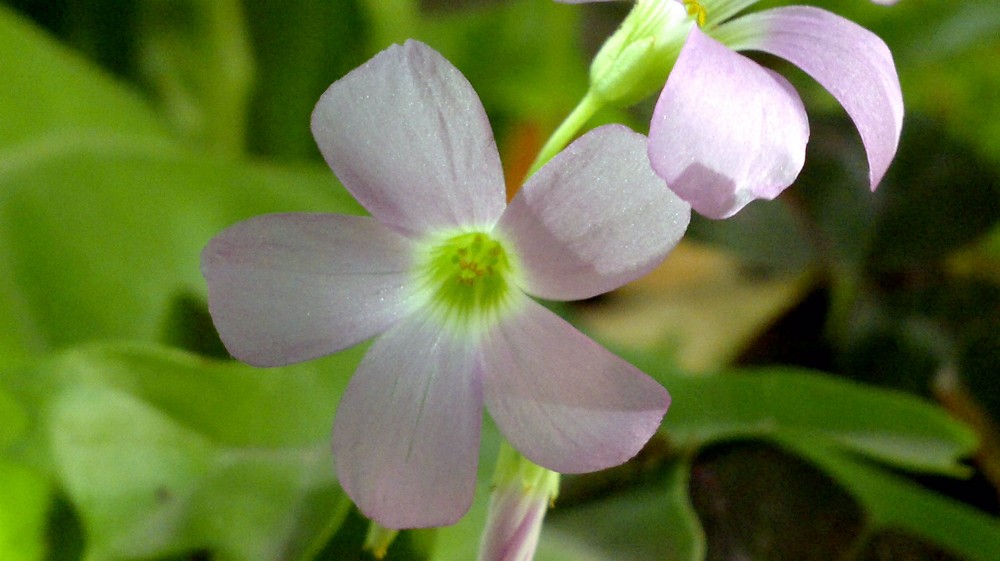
<box><xmin>525</xmin><ymin>90</ymin><xmax>605</xmax><ymax>177</ymax></box>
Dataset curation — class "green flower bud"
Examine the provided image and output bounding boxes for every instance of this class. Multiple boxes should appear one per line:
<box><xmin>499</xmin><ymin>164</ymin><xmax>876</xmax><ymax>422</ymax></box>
<box><xmin>589</xmin><ymin>0</ymin><xmax>697</xmax><ymax>105</ymax></box>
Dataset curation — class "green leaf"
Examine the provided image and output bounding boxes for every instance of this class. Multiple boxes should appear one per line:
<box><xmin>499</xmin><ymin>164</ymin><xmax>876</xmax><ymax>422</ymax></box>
<box><xmin>243</xmin><ymin>0</ymin><xmax>368</xmax><ymax>159</ymax></box>
<box><xmin>0</xmin><ymin>4</ymin><xmax>166</xmax><ymax>146</ymax></box>
<box><xmin>0</xmin><ymin>386</ymin><xmax>26</xmax><ymax>449</ymax></box>
<box><xmin>3</xmin><ymin>342</ymin><xmax>362</xmax><ymax>561</ymax></box>
<box><xmin>0</xmin><ymin>134</ymin><xmax>362</xmax><ymax>356</ymax></box>
<box><xmin>136</xmin><ymin>0</ymin><xmax>254</xmax><ymax>154</ymax></box>
<box><xmin>782</xmin><ymin>437</ymin><xmax>1000</xmax><ymax>561</ymax></box>
<box><xmin>422</xmin><ymin>0</ymin><xmax>589</xmax><ymax>123</ymax></box>
<box><xmin>0</xmin><ymin>460</ymin><xmax>51</xmax><ymax>561</ymax></box>
<box><xmin>639</xmin><ymin>362</ymin><xmax>977</xmax><ymax>476</ymax></box>
<box><xmin>547</xmin><ymin>461</ymin><xmax>705</xmax><ymax>561</ymax></box>
<box><xmin>0</xmin><ymin>375</ymin><xmax>49</xmax><ymax>561</ymax></box>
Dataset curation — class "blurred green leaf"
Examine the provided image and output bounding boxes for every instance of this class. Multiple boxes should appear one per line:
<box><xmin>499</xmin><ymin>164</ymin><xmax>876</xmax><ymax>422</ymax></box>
<box><xmin>2</xmin><ymin>342</ymin><xmax>361</xmax><ymax>561</ymax></box>
<box><xmin>0</xmin><ymin>387</ymin><xmax>26</xmax><ymax>449</ymax></box>
<box><xmin>547</xmin><ymin>461</ymin><xmax>705</xmax><ymax>561</ymax></box>
<box><xmin>0</xmin><ymin>4</ymin><xmax>167</xmax><ymax>146</ymax></box>
<box><xmin>422</xmin><ymin>0</ymin><xmax>588</xmax><ymax>125</ymax></box>
<box><xmin>641</xmin><ymin>363</ymin><xmax>977</xmax><ymax>476</ymax></box>
<box><xmin>136</xmin><ymin>0</ymin><xmax>254</xmax><ymax>154</ymax></box>
<box><xmin>784</xmin><ymin>437</ymin><xmax>1000</xmax><ymax>561</ymax></box>
<box><xmin>0</xmin><ymin>134</ymin><xmax>362</xmax><ymax>356</ymax></box>
<box><xmin>243</xmin><ymin>0</ymin><xmax>368</xmax><ymax>160</ymax></box>
<box><xmin>0</xmin><ymin>460</ymin><xmax>50</xmax><ymax>561</ymax></box>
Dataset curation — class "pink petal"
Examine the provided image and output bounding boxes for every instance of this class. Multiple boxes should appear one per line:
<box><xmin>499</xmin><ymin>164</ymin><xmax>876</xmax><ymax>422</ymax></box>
<box><xmin>482</xmin><ymin>297</ymin><xmax>669</xmax><ymax>473</ymax></box>
<box><xmin>332</xmin><ymin>312</ymin><xmax>483</xmax><ymax>529</ymax></box>
<box><xmin>497</xmin><ymin>125</ymin><xmax>690</xmax><ymax>301</ymax></box>
<box><xmin>649</xmin><ymin>26</ymin><xmax>809</xmax><ymax>219</ymax></box>
<box><xmin>311</xmin><ymin>40</ymin><xmax>506</xmax><ymax>237</ymax></box>
<box><xmin>728</xmin><ymin>6</ymin><xmax>903</xmax><ymax>190</ymax></box>
<box><xmin>201</xmin><ymin>214</ymin><xmax>414</xmax><ymax>367</ymax></box>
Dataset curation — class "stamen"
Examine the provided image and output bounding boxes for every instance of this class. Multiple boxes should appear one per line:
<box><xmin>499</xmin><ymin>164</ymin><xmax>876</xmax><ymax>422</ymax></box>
<box><xmin>417</xmin><ymin>231</ymin><xmax>517</xmax><ymax>328</ymax></box>
<box><xmin>683</xmin><ymin>0</ymin><xmax>707</xmax><ymax>27</ymax></box>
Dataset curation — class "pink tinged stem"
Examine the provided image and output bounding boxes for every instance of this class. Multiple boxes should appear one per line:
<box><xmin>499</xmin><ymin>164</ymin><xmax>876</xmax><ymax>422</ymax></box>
<box><xmin>720</xmin><ymin>6</ymin><xmax>904</xmax><ymax>191</ymax></box>
<box><xmin>648</xmin><ymin>25</ymin><xmax>809</xmax><ymax>219</ymax></box>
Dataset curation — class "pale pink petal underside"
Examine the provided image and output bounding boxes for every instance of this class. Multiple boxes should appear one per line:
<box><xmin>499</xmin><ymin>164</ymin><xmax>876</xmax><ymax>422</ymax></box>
<box><xmin>311</xmin><ymin>40</ymin><xmax>506</xmax><ymax>237</ymax></box>
<box><xmin>332</xmin><ymin>313</ymin><xmax>483</xmax><ymax>529</ymax></box>
<box><xmin>497</xmin><ymin>125</ymin><xmax>690</xmax><ymax>301</ymax></box>
<box><xmin>730</xmin><ymin>6</ymin><xmax>904</xmax><ymax>190</ymax></box>
<box><xmin>482</xmin><ymin>298</ymin><xmax>669</xmax><ymax>473</ymax></box>
<box><xmin>201</xmin><ymin>213</ymin><xmax>414</xmax><ymax>367</ymax></box>
<box><xmin>649</xmin><ymin>26</ymin><xmax>809</xmax><ymax>219</ymax></box>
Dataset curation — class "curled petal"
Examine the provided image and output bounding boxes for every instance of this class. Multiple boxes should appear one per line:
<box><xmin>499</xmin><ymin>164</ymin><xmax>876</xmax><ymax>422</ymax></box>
<box><xmin>201</xmin><ymin>214</ymin><xmax>415</xmax><ymax>367</ymax></box>
<box><xmin>311</xmin><ymin>40</ymin><xmax>506</xmax><ymax>237</ymax></box>
<box><xmin>482</xmin><ymin>297</ymin><xmax>669</xmax><ymax>473</ymax></box>
<box><xmin>333</xmin><ymin>312</ymin><xmax>483</xmax><ymax>529</ymax></box>
<box><xmin>649</xmin><ymin>26</ymin><xmax>809</xmax><ymax>219</ymax></box>
<box><xmin>497</xmin><ymin>125</ymin><xmax>690</xmax><ymax>301</ymax></box>
<box><xmin>725</xmin><ymin>6</ymin><xmax>904</xmax><ymax>190</ymax></box>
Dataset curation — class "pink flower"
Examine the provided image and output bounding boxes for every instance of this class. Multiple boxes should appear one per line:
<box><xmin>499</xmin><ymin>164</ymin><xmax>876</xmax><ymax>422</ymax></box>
<box><xmin>201</xmin><ymin>40</ymin><xmax>690</xmax><ymax>529</ymax></box>
<box><xmin>560</xmin><ymin>0</ymin><xmax>904</xmax><ymax>218</ymax></box>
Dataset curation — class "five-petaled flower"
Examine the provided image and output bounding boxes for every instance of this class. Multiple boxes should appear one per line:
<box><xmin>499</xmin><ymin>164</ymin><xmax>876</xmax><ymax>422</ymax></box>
<box><xmin>202</xmin><ymin>40</ymin><xmax>691</xmax><ymax>529</ymax></box>
<box><xmin>560</xmin><ymin>0</ymin><xmax>904</xmax><ymax>219</ymax></box>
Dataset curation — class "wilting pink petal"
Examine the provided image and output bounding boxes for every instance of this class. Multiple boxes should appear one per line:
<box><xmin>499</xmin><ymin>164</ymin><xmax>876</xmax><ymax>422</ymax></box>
<box><xmin>201</xmin><ymin>214</ymin><xmax>415</xmax><ymax>366</ymax></box>
<box><xmin>649</xmin><ymin>25</ymin><xmax>809</xmax><ymax>219</ymax></box>
<box><xmin>723</xmin><ymin>6</ymin><xmax>903</xmax><ymax>190</ymax></box>
<box><xmin>311</xmin><ymin>40</ymin><xmax>506</xmax><ymax>237</ymax></box>
<box><xmin>481</xmin><ymin>297</ymin><xmax>669</xmax><ymax>473</ymax></box>
<box><xmin>332</xmin><ymin>312</ymin><xmax>483</xmax><ymax>529</ymax></box>
<box><xmin>498</xmin><ymin>125</ymin><xmax>690</xmax><ymax>301</ymax></box>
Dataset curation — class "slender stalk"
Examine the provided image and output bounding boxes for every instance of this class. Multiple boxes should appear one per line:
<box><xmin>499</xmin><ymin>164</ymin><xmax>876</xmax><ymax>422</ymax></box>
<box><xmin>525</xmin><ymin>90</ymin><xmax>605</xmax><ymax>177</ymax></box>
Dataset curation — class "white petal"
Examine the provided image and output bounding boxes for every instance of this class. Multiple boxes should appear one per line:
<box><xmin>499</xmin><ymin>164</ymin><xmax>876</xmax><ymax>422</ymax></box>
<box><xmin>311</xmin><ymin>40</ymin><xmax>506</xmax><ymax>237</ymax></box>
<box><xmin>332</xmin><ymin>312</ymin><xmax>483</xmax><ymax>529</ymax></box>
<box><xmin>201</xmin><ymin>213</ymin><xmax>415</xmax><ymax>366</ymax></box>
<box><xmin>497</xmin><ymin>125</ymin><xmax>690</xmax><ymax>301</ymax></box>
<box><xmin>482</xmin><ymin>298</ymin><xmax>669</xmax><ymax>473</ymax></box>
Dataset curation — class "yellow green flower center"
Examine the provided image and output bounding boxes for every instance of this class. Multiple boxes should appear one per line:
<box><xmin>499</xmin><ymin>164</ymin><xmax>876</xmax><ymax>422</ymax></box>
<box><xmin>417</xmin><ymin>231</ymin><xmax>517</xmax><ymax>327</ymax></box>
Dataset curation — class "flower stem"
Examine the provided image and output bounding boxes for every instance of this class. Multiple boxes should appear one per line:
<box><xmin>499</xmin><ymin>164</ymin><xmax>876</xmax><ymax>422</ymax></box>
<box><xmin>525</xmin><ymin>90</ymin><xmax>605</xmax><ymax>177</ymax></box>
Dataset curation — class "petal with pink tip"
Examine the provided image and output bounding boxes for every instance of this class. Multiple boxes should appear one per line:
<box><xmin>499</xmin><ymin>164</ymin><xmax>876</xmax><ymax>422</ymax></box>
<box><xmin>201</xmin><ymin>213</ymin><xmax>415</xmax><ymax>367</ymax></box>
<box><xmin>482</xmin><ymin>297</ymin><xmax>669</xmax><ymax>473</ymax></box>
<box><xmin>726</xmin><ymin>6</ymin><xmax>903</xmax><ymax>190</ymax></box>
<box><xmin>497</xmin><ymin>125</ymin><xmax>690</xmax><ymax>301</ymax></box>
<box><xmin>332</xmin><ymin>312</ymin><xmax>483</xmax><ymax>529</ymax></box>
<box><xmin>311</xmin><ymin>40</ymin><xmax>506</xmax><ymax>237</ymax></box>
<box><xmin>649</xmin><ymin>26</ymin><xmax>809</xmax><ymax>219</ymax></box>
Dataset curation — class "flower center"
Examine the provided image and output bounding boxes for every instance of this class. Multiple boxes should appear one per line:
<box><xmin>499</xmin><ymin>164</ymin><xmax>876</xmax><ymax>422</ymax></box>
<box><xmin>683</xmin><ymin>0</ymin><xmax>707</xmax><ymax>27</ymax></box>
<box><xmin>417</xmin><ymin>231</ymin><xmax>517</xmax><ymax>327</ymax></box>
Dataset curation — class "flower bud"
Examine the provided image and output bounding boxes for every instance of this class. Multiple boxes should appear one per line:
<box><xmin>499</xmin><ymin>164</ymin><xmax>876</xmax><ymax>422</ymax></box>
<box><xmin>477</xmin><ymin>443</ymin><xmax>561</xmax><ymax>561</ymax></box>
<box><xmin>589</xmin><ymin>0</ymin><xmax>694</xmax><ymax>105</ymax></box>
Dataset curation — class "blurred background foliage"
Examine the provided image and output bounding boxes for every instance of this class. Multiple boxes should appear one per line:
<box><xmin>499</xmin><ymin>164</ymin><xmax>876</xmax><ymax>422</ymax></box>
<box><xmin>0</xmin><ymin>0</ymin><xmax>998</xmax><ymax>560</ymax></box>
